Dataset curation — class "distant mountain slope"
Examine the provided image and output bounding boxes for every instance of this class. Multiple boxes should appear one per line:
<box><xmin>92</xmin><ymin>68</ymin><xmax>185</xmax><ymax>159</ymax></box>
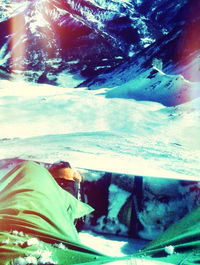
<box><xmin>0</xmin><ymin>1</ymin><xmax>199</xmax><ymax>105</ymax></box>
<box><xmin>1</xmin><ymin>0</ymin><xmax>198</xmax><ymax>86</ymax></box>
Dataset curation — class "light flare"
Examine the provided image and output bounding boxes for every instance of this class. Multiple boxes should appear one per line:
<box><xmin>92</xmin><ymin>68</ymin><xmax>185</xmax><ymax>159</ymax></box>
<box><xmin>9</xmin><ymin>0</ymin><xmax>59</xmax><ymax>76</ymax></box>
<box><xmin>9</xmin><ymin>14</ymin><xmax>26</xmax><ymax>74</ymax></box>
<box><xmin>177</xmin><ymin>4</ymin><xmax>200</xmax><ymax>104</ymax></box>
<box><xmin>38</xmin><ymin>0</ymin><xmax>57</xmax><ymax>60</ymax></box>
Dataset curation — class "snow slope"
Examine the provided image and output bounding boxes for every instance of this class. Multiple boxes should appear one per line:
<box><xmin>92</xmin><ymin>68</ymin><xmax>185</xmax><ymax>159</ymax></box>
<box><xmin>0</xmin><ymin>78</ymin><xmax>200</xmax><ymax>178</ymax></box>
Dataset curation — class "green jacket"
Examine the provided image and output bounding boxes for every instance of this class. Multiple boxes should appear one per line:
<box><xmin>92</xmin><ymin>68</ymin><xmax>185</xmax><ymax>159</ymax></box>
<box><xmin>0</xmin><ymin>161</ymin><xmax>106</xmax><ymax>264</ymax></box>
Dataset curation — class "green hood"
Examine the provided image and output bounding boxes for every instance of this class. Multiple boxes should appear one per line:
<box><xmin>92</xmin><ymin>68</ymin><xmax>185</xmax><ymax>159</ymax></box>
<box><xmin>0</xmin><ymin>161</ymin><xmax>93</xmax><ymax>245</ymax></box>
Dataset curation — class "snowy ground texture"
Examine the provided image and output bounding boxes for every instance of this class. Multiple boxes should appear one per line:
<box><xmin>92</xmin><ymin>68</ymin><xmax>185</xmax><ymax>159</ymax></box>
<box><xmin>0</xmin><ymin>79</ymin><xmax>200</xmax><ymax>179</ymax></box>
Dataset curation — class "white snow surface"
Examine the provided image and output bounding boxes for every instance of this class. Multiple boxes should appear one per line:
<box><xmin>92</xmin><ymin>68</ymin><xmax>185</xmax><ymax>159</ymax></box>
<box><xmin>79</xmin><ymin>230</ymin><xmax>147</xmax><ymax>257</ymax></box>
<box><xmin>106</xmin><ymin>67</ymin><xmax>200</xmax><ymax>107</ymax></box>
<box><xmin>0</xmin><ymin>78</ymin><xmax>200</xmax><ymax>180</ymax></box>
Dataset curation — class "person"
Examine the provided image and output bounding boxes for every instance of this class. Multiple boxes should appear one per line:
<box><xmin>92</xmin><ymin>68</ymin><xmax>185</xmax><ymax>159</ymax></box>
<box><xmin>0</xmin><ymin>160</ymin><xmax>110</xmax><ymax>264</ymax></box>
<box><xmin>48</xmin><ymin>161</ymin><xmax>82</xmax><ymax>199</ymax></box>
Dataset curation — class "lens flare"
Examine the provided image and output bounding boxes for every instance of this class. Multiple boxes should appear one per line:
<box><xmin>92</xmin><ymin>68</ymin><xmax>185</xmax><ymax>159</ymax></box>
<box><xmin>8</xmin><ymin>0</ymin><xmax>59</xmax><ymax>77</ymax></box>
<box><xmin>176</xmin><ymin>3</ymin><xmax>200</xmax><ymax>105</ymax></box>
<box><xmin>9</xmin><ymin>14</ymin><xmax>26</xmax><ymax>74</ymax></box>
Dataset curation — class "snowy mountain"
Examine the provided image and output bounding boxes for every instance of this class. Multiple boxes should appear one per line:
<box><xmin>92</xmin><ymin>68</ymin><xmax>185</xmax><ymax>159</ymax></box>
<box><xmin>1</xmin><ymin>0</ymin><xmax>199</xmax><ymax>92</ymax></box>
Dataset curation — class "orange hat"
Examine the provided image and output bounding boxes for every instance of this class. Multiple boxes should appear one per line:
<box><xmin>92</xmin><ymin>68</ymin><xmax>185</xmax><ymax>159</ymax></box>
<box><xmin>55</xmin><ymin>167</ymin><xmax>82</xmax><ymax>183</ymax></box>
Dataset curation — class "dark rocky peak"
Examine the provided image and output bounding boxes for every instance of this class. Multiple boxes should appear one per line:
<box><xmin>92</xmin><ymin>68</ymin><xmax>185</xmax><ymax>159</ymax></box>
<box><xmin>80</xmin><ymin>0</ymin><xmax>200</xmax><ymax>89</ymax></box>
<box><xmin>0</xmin><ymin>0</ymin><xmax>125</xmax><ymax>81</ymax></box>
<box><xmin>0</xmin><ymin>0</ymin><xmax>199</xmax><ymax>86</ymax></box>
